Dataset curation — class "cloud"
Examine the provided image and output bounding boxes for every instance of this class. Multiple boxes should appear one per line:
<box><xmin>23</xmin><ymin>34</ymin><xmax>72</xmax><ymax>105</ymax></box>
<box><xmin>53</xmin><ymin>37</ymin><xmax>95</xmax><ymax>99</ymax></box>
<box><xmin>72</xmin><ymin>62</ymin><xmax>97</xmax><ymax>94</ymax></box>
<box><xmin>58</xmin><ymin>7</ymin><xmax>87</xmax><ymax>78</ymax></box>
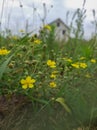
<box><xmin>64</xmin><ymin>0</ymin><xmax>97</xmax><ymax>10</ymax></box>
<box><xmin>85</xmin><ymin>0</ymin><xmax>97</xmax><ymax>10</ymax></box>
<box><xmin>64</xmin><ymin>0</ymin><xmax>97</xmax><ymax>21</ymax></box>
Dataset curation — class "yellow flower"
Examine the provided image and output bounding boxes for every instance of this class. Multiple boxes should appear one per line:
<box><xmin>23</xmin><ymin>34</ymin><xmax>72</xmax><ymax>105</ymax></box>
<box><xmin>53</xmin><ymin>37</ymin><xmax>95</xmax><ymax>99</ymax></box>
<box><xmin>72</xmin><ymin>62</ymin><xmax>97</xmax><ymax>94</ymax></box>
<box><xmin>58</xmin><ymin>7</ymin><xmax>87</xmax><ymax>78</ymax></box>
<box><xmin>0</xmin><ymin>48</ymin><xmax>10</xmax><ymax>55</ymax></box>
<box><xmin>52</xmin><ymin>71</ymin><xmax>58</xmax><ymax>74</ymax></box>
<box><xmin>71</xmin><ymin>62</ymin><xmax>87</xmax><ymax>69</ymax></box>
<box><xmin>66</xmin><ymin>59</ymin><xmax>72</xmax><ymax>62</ymax></box>
<box><xmin>47</xmin><ymin>60</ymin><xmax>56</xmax><ymax>68</ymax></box>
<box><xmin>79</xmin><ymin>62</ymin><xmax>87</xmax><ymax>68</ymax></box>
<box><xmin>20</xmin><ymin>76</ymin><xmax>36</xmax><ymax>89</ymax></box>
<box><xmin>34</xmin><ymin>39</ymin><xmax>42</xmax><ymax>44</ymax></box>
<box><xmin>63</xmin><ymin>57</ymin><xmax>72</xmax><ymax>62</ymax></box>
<box><xmin>50</xmin><ymin>82</ymin><xmax>56</xmax><ymax>88</ymax></box>
<box><xmin>90</xmin><ymin>59</ymin><xmax>96</xmax><ymax>63</ymax></box>
<box><xmin>79</xmin><ymin>57</ymin><xmax>86</xmax><ymax>60</ymax></box>
<box><xmin>44</xmin><ymin>25</ymin><xmax>52</xmax><ymax>31</ymax></box>
<box><xmin>71</xmin><ymin>63</ymin><xmax>80</xmax><ymax>68</ymax></box>
<box><xmin>50</xmin><ymin>73</ymin><xmax>56</xmax><ymax>78</ymax></box>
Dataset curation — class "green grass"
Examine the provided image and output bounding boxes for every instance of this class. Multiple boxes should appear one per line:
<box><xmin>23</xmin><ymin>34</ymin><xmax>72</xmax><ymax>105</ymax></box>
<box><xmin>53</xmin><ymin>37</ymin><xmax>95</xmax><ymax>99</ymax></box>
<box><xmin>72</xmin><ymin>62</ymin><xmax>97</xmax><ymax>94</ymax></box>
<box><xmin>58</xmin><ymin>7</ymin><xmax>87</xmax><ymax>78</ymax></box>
<box><xmin>0</xmin><ymin>4</ymin><xmax>97</xmax><ymax>129</ymax></box>
<box><xmin>0</xmin><ymin>27</ymin><xmax>97</xmax><ymax>130</ymax></box>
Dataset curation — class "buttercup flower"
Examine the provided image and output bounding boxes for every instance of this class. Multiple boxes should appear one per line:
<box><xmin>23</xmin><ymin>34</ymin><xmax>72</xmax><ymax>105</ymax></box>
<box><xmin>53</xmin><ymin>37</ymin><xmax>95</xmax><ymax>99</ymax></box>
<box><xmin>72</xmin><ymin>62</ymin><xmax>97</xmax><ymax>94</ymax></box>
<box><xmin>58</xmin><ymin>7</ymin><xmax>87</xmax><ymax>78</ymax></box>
<box><xmin>71</xmin><ymin>63</ymin><xmax>80</xmax><ymax>68</ymax></box>
<box><xmin>52</xmin><ymin>71</ymin><xmax>58</xmax><ymax>74</ymax></box>
<box><xmin>63</xmin><ymin>57</ymin><xmax>72</xmax><ymax>62</ymax></box>
<box><xmin>50</xmin><ymin>82</ymin><xmax>56</xmax><ymax>88</ymax></box>
<box><xmin>66</xmin><ymin>58</ymin><xmax>72</xmax><ymax>62</ymax></box>
<box><xmin>71</xmin><ymin>62</ymin><xmax>87</xmax><ymax>69</ymax></box>
<box><xmin>79</xmin><ymin>62</ymin><xmax>87</xmax><ymax>68</ymax></box>
<box><xmin>47</xmin><ymin>60</ymin><xmax>56</xmax><ymax>68</ymax></box>
<box><xmin>34</xmin><ymin>39</ymin><xmax>42</xmax><ymax>44</ymax></box>
<box><xmin>20</xmin><ymin>76</ymin><xmax>36</xmax><ymax>89</ymax></box>
<box><xmin>44</xmin><ymin>25</ymin><xmax>52</xmax><ymax>31</ymax></box>
<box><xmin>79</xmin><ymin>57</ymin><xmax>86</xmax><ymax>60</ymax></box>
<box><xmin>0</xmin><ymin>48</ymin><xmax>10</xmax><ymax>55</ymax></box>
<box><xmin>50</xmin><ymin>71</ymin><xmax>58</xmax><ymax>78</ymax></box>
<box><xmin>90</xmin><ymin>59</ymin><xmax>96</xmax><ymax>63</ymax></box>
<box><xmin>50</xmin><ymin>73</ymin><xmax>56</xmax><ymax>78</ymax></box>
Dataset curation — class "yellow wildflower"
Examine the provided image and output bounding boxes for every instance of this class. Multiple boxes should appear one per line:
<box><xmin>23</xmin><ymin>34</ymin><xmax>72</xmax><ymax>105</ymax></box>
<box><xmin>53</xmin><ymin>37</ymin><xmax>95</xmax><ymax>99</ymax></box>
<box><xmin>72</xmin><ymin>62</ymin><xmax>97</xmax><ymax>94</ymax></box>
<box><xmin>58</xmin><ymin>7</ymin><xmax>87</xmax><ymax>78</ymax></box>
<box><xmin>66</xmin><ymin>58</ymin><xmax>72</xmax><ymax>62</ymax></box>
<box><xmin>50</xmin><ymin>82</ymin><xmax>56</xmax><ymax>88</ymax></box>
<box><xmin>44</xmin><ymin>25</ymin><xmax>52</xmax><ymax>31</ymax></box>
<box><xmin>71</xmin><ymin>63</ymin><xmax>80</xmax><ymax>68</ymax></box>
<box><xmin>47</xmin><ymin>60</ymin><xmax>56</xmax><ymax>68</ymax></box>
<box><xmin>20</xmin><ymin>76</ymin><xmax>36</xmax><ymax>89</ymax></box>
<box><xmin>79</xmin><ymin>57</ymin><xmax>86</xmax><ymax>60</ymax></box>
<box><xmin>63</xmin><ymin>57</ymin><xmax>72</xmax><ymax>62</ymax></box>
<box><xmin>0</xmin><ymin>48</ymin><xmax>10</xmax><ymax>55</ymax></box>
<box><xmin>50</xmin><ymin>73</ymin><xmax>56</xmax><ymax>78</ymax></box>
<box><xmin>90</xmin><ymin>59</ymin><xmax>96</xmax><ymax>63</ymax></box>
<box><xmin>71</xmin><ymin>62</ymin><xmax>87</xmax><ymax>69</ymax></box>
<box><xmin>79</xmin><ymin>62</ymin><xmax>87</xmax><ymax>68</ymax></box>
<box><xmin>52</xmin><ymin>71</ymin><xmax>58</xmax><ymax>74</ymax></box>
<box><xmin>34</xmin><ymin>39</ymin><xmax>42</xmax><ymax>44</ymax></box>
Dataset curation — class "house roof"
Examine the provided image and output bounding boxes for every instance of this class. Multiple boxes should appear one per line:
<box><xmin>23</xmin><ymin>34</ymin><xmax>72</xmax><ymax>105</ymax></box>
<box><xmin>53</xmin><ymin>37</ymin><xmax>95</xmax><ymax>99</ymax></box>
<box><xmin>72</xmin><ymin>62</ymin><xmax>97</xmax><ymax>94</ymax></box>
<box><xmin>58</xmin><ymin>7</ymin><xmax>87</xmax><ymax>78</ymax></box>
<box><xmin>49</xmin><ymin>18</ymin><xmax>70</xmax><ymax>30</ymax></box>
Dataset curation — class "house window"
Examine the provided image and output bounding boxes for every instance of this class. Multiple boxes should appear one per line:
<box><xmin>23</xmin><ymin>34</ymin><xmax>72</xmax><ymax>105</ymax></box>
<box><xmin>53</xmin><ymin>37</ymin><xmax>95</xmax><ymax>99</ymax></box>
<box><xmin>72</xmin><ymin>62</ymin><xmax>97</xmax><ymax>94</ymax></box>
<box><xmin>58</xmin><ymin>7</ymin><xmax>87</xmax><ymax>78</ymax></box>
<box><xmin>62</xmin><ymin>30</ymin><xmax>66</xmax><ymax>35</ymax></box>
<box><xmin>57</xmin><ymin>22</ymin><xmax>60</xmax><ymax>27</ymax></box>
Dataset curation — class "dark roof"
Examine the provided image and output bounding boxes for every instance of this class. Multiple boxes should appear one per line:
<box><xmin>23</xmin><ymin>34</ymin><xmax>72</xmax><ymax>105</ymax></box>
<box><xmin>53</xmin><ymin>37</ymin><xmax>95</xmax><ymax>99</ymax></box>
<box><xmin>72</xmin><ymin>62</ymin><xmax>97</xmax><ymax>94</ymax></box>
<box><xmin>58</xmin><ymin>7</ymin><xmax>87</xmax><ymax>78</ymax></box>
<box><xmin>49</xmin><ymin>18</ymin><xmax>70</xmax><ymax>30</ymax></box>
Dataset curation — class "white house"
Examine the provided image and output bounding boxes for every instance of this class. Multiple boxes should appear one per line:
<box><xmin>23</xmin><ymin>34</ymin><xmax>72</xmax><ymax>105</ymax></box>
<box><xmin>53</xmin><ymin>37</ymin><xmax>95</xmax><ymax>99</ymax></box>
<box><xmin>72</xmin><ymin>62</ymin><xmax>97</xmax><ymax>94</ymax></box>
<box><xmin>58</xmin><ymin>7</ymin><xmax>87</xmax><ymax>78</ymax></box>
<box><xmin>49</xmin><ymin>18</ymin><xmax>70</xmax><ymax>42</ymax></box>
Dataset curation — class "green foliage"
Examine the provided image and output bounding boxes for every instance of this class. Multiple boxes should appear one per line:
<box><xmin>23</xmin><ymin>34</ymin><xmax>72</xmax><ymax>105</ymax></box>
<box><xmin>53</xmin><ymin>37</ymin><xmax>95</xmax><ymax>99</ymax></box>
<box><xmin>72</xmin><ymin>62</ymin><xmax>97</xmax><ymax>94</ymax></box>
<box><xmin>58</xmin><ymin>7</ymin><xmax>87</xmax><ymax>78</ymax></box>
<box><xmin>1</xmin><ymin>9</ymin><xmax>97</xmax><ymax>129</ymax></box>
<box><xmin>55</xmin><ymin>97</ymin><xmax>71</xmax><ymax>114</ymax></box>
<box><xmin>0</xmin><ymin>54</ymin><xmax>13</xmax><ymax>79</ymax></box>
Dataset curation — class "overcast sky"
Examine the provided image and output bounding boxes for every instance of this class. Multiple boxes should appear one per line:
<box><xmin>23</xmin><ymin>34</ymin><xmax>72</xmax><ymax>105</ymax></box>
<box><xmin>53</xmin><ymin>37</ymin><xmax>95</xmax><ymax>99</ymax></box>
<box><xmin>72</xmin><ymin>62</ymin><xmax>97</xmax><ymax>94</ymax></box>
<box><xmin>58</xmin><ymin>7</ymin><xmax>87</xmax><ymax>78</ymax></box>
<box><xmin>0</xmin><ymin>0</ymin><xmax>97</xmax><ymax>39</ymax></box>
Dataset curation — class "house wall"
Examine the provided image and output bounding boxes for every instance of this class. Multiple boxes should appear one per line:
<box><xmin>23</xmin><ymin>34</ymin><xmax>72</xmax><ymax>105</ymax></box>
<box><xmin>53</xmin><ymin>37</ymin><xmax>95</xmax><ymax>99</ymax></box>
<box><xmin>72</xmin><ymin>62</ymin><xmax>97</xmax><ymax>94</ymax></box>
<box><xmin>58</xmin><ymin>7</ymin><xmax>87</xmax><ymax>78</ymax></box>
<box><xmin>51</xmin><ymin>19</ymin><xmax>69</xmax><ymax>42</ymax></box>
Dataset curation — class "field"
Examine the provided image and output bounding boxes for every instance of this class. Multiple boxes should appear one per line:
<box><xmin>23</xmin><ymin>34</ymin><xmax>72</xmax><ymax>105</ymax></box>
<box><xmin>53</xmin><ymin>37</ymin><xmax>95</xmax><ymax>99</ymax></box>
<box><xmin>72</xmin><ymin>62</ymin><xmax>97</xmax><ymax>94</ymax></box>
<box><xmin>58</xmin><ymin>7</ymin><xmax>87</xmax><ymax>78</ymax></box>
<box><xmin>0</xmin><ymin>4</ymin><xmax>97</xmax><ymax>130</ymax></box>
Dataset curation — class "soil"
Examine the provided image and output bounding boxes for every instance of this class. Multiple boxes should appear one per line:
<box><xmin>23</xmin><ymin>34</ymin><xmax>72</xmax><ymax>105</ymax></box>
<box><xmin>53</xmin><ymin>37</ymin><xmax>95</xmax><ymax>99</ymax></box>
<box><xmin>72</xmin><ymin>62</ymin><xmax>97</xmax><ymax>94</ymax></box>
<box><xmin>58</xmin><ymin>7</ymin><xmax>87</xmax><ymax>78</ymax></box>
<box><xmin>0</xmin><ymin>95</ymin><xmax>97</xmax><ymax>130</ymax></box>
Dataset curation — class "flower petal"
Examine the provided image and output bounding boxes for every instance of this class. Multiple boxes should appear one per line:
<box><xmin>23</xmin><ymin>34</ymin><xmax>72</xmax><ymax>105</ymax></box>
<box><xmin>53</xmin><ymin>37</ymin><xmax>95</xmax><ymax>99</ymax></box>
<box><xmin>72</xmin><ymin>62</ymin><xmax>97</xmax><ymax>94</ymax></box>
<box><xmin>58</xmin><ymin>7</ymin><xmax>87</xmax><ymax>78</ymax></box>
<box><xmin>29</xmin><ymin>84</ymin><xmax>34</xmax><ymax>88</ymax></box>
<box><xmin>26</xmin><ymin>76</ymin><xmax>31</xmax><ymax>81</ymax></box>
<box><xmin>31</xmin><ymin>79</ymin><xmax>36</xmax><ymax>83</ymax></box>
<box><xmin>22</xmin><ymin>84</ymin><xmax>27</xmax><ymax>89</ymax></box>
<box><xmin>20</xmin><ymin>79</ymin><xmax>26</xmax><ymax>84</ymax></box>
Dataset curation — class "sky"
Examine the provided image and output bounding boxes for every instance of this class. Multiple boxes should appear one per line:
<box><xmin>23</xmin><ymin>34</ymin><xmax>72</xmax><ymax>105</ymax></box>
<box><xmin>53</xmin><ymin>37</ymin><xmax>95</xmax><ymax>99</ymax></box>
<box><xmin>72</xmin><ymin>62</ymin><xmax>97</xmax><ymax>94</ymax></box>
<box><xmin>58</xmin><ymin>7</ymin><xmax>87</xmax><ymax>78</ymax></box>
<box><xmin>0</xmin><ymin>0</ymin><xmax>97</xmax><ymax>39</ymax></box>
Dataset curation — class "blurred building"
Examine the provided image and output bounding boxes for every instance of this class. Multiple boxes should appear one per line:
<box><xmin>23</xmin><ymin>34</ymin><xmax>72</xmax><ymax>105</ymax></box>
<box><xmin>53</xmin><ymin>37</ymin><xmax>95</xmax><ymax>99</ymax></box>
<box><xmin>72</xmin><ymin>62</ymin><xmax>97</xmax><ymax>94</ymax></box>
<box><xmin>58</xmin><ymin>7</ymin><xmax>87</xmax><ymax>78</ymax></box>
<box><xmin>49</xmin><ymin>18</ymin><xmax>70</xmax><ymax>42</ymax></box>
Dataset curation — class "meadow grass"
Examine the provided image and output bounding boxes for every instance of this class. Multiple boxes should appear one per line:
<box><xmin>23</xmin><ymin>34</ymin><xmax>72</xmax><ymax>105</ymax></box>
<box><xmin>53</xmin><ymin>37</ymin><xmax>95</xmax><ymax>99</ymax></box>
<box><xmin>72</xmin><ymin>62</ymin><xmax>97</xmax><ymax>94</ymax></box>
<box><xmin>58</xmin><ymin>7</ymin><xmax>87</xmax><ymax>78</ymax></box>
<box><xmin>0</xmin><ymin>25</ymin><xmax>97</xmax><ymax>130</ymax></box>
<box><xmin>0</xmin><ymin>1</ymin><xmax>97</xmax><ymax>130</ymax></box>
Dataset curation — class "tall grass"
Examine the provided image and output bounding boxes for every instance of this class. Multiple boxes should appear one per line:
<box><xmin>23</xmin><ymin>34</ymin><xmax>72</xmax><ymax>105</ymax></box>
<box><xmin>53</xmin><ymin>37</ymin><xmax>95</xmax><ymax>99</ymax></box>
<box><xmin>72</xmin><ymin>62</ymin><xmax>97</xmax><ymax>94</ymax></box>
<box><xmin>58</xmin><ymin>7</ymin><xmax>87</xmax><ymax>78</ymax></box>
<box><xmin>0</xmin><ymin>1</ymin><xmax>97</xmax><ymax>130</ymax></box>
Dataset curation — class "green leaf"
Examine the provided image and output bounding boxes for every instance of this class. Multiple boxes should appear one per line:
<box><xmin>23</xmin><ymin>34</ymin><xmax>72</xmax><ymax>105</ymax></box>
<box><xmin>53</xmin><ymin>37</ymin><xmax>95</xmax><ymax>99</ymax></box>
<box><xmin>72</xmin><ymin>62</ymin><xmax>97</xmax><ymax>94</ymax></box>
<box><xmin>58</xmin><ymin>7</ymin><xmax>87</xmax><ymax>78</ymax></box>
<box><xmin>33</xmin><ymin>97</ymin><xmax>49</xmax><ymax>105</ymax></box>
<box><xmin>55</xmin><ymin>97</ymin><xmax>71</xmax><ymax>114</ymax></box>
<box><xmin>0</xmin><ymin>55</ymin><xmax>13</xmax><ymax>79</ymax></box>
